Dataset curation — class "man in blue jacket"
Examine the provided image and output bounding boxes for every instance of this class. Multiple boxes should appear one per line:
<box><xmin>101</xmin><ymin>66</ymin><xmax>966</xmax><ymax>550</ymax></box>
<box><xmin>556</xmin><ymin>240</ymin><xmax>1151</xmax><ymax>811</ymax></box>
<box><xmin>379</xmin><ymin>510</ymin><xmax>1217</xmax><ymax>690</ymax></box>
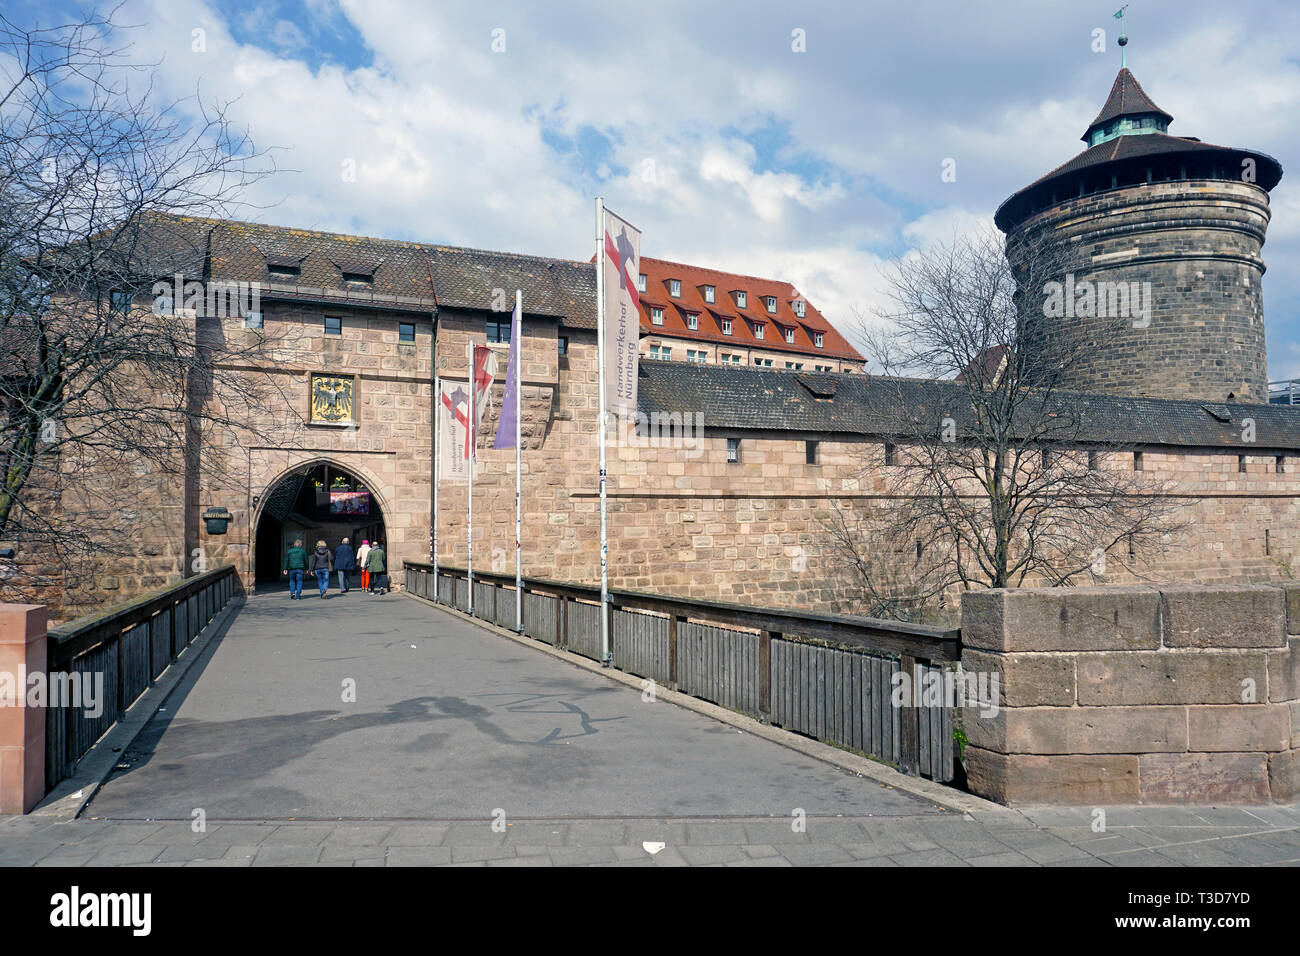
<box><xmin>333</xmin><ymin>537</ymin><xmax>357</xmax><ymax>594</ymax></box>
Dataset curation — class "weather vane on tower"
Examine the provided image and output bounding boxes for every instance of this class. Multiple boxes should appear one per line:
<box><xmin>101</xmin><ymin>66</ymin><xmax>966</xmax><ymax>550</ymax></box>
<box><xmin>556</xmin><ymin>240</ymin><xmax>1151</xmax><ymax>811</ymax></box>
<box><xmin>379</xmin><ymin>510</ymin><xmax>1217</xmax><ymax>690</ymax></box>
<box><xmin>1115</xmin><ymin>4</ymin><xmax>1130</xmax><ymax>68</ymax></box>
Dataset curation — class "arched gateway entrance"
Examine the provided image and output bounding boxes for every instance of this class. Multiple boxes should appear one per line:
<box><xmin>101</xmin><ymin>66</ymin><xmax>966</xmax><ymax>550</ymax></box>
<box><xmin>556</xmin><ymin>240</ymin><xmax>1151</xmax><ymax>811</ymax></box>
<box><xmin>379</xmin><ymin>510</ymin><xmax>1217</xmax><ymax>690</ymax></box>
<box><xmin>253</xmin><ymin>462</ymin><xmax>387</xmax><ymax>588</ymax></box>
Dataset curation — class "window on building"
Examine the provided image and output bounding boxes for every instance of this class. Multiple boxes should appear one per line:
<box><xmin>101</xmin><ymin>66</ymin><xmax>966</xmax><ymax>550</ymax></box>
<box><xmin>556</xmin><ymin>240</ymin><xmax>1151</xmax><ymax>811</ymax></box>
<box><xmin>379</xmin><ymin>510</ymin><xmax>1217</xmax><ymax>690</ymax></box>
<box><xmin>736</xmin><ymin>291</ymin><xmax>747</xmax><ymax>308</ymax></box>
<box><xmin>722</xmin><ymin>318</ymin><xmax>732</xmax><ymax>335</ymax></box>
<box><xmin>487</xmin><ymin>318</ymin><xmax>511</xmax><ymax>343</ymax></box>
<box><xmin>815</xmin><ymin>364</ymin><xmax>832</xmax><ymax>372</ymax></box>
<box><xmin>649</xmin><ymin>344</ymin><xmax>671</xmax><ymax>360</ymax></box>
<box><xmin>637</xmin><ymin>274</ymin><xmax>647</xmax><ymax>293</ymax></box>
<box><xmin>784</xmin><ymin>361</ymin><xmax>803</xmax><ymax>370</ymax></box>
<box><xmin>669</xmin><ymin>279</ymin><xmax>681</xmax><ymax>297</ymax></box>
<box><xmin>1277</xmin><ymin>455</ymin><xmax>1285</xmax><ymax>474</ymax></box>
<box><xmin>686</xmin><ymin>349</ymin><xmax>707</xmax><ymax>364</ymax></box>
<box><xmin>765</xmin><ymin>296</ymin><xmax>777</xmax><ymax>313</ymax></box>
<box><xmin>399</xmin><ymin>322</ymin><xmax>415</xmax><ymax>342</ymax></box>
<box><xmin>1238</xmin><ymin>454</ymin><xmax>1247</xmax><ymax>473</ymax></box>
<box><xmin>794</xmin><ymin>300</ymin><xmax>806</xmax><ymax>318</ymax></box>
<box><xmin>722</xmin><ymin>353</ymin><xmax>741</xmax><ymax>365</ymax></box>
<box><xmin>1133</xmin><ymin>451</ymin><xmax>1144</xmax><ymax>472</ymax></box>
<box><xmin>884</xmin><ymin>442</ymin><xmax>896</xmax><ymax>466</ymax></box>
<box><xmin>727</xmin><ymin>438</ymin><xmax>740</xmax><ymax>463</ymax></box>
<box><xmin>651</xmin><ymin>307</ymin><xmax>664</xmax><ymax>326</ymax></box>
<box><xmin>324</xmin><ymin>315</ymin><xmax>342</xmax><ymax>336</ymax></box>
<box><xmin>686</xmin><ymin>313</ymin><xmax>698</xmax><ymax>330</ymax></box>
<box><xmin>558</xmin><ymin>336</ymin><xmax>569</xmax><ymax>357</ymax></box>
<box><xmin>703</xmin><ymin>285</ymin><xmax>715</xmax><ymax>303</ymax></box>
<box><xmin>805</xmin><ymin>440</ymin><xmax>818</xmax><ymax>465</ymax></box>
<box><xmin>1088</xmin><ymin>450</ymin><xmax>1099</xmax><ymax>471</ymax></box>
<box><xmin>268</xmin><ymin>264</ymin><xmax>299</xmax><ymax>280</ymax></box>
<box><xmin>244</xmin><ymin>311</ymin><xmax>263</xmax><ymax>330</ymax></box>
<box><xmin>784</xmin><ymin>327</ymin><xmax>796</xmax><ymax>344</ymax></box>
<box><xmin>814</xmin><ymin>332</ymin><xmax>824</xmax><ymax>348</ymax></box>
<box><xmin>754</xmin><ymin>357</ymin><xmax>773</xmax><ymax>367</ymax></box>
<box><xmin>754</xmin><ymin>323</ymin><xmax>765</xmax><ymax>339</ymax></box>
<box><xmin>1266</xmin><ymin>528</ymin><xmax>1272</xmax><ymax>556</ymax></box>
<box><xmin>342</xmin><ymin>271</ymin><xmax>373</xmax><ymax>289</ymax></box>
<box><xmin>110</xmin><ymin>290</ymin><xmax>132</xmax><ymax>315</ymax></box>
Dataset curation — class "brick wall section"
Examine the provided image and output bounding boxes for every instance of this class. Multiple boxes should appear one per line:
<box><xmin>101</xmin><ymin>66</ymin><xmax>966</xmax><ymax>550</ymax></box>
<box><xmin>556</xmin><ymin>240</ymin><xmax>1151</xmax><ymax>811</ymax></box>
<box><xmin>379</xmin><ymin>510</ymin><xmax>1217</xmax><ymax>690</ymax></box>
<box><xmin>960</xmin><ymin>584</ymin><xmax>1300</xmax><ymax>805</ymax></box>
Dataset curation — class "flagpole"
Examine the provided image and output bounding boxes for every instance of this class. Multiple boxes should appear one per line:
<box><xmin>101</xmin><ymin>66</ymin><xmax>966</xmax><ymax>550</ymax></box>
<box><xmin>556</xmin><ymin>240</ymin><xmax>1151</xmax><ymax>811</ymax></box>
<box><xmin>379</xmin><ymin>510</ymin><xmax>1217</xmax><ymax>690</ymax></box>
<box><xmin>433</xmin><ymin>374</ymin><xmax>440</xmax><ymax>587</ymax></box>
<box><xmin>514</xmin><ymin>290</ymin><xmax>523</xmax><ymax>632</ymax></box>
<box><xmin>467</xmin><ymin>340</ymin><xmax>475</xmax><ymax>617</ymax></box>
<box><xmin>595</xmin><ymin>197</ymin><xmax>611</xmax><ymax>666</ymax></box>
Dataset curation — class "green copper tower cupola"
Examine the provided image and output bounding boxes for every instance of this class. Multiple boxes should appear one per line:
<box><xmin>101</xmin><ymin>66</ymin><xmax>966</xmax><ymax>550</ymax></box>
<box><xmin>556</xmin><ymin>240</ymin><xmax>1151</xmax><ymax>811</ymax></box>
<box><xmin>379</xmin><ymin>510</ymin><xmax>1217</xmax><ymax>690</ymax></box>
<box><xmin>1082</xmin><ymin>68</ymin><xmax>1173</xmax><ymax>146</ymax></box>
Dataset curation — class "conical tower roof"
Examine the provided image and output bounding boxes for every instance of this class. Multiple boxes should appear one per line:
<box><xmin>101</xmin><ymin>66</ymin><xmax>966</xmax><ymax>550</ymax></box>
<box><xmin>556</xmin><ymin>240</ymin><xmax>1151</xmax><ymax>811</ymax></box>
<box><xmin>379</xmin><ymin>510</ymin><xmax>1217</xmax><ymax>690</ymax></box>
<box><xmin>1083</xmin><ymin>68</ymin><xmax>1173</xmax><ymax>142</ymax></box>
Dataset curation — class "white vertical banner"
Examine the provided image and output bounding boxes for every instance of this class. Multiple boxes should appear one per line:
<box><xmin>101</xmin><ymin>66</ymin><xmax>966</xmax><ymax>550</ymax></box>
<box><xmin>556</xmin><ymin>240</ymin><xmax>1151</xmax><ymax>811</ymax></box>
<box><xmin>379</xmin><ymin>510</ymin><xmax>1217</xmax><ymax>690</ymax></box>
<box><xmin>600</xmin><ymin>205</ymin><xmax>641</xmax><ymax>420</ymax></box>
<box><xmin>436</xmin><ymin>379</ymin><xmax>471</xmax><ymax>484</ymax></box>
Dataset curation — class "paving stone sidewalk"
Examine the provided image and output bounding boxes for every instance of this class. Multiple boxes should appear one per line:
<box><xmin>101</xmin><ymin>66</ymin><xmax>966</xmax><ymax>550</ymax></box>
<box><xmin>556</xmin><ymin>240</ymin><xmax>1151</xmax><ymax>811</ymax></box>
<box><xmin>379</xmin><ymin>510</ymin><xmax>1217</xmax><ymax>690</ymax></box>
<box><xmin>2</xmin><ymin>805</ymin><xmax>1299</xmax><ymax>866</ymax></box>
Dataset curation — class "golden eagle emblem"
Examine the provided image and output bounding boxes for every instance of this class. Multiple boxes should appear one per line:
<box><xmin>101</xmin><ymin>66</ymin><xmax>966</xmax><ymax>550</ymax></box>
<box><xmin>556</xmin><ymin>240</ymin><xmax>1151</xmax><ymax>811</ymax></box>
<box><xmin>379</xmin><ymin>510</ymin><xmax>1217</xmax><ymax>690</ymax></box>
<box><xmin>310</xmin><ymin>374</ymin><xmax>355</xmax><ymax>424</ymax></box>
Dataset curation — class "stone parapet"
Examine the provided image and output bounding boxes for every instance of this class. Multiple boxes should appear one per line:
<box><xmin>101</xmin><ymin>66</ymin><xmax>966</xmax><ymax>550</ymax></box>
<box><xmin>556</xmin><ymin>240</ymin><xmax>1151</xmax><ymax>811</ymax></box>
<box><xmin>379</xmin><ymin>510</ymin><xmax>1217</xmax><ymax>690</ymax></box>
<box><xmin>961</xmin><ymin>584</ymin><xmax>1299</xmax><ymax>805</ymax></box>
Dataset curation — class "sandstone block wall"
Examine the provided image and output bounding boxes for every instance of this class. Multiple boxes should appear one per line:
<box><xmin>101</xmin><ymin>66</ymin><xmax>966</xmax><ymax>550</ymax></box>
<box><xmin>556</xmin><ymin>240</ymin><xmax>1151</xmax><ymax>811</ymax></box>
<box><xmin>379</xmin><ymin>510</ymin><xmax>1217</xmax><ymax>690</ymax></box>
<box><xmin>960</xmin><ymin>584</ymin><xmax>1300</xmax><ymax>805</ymax></box>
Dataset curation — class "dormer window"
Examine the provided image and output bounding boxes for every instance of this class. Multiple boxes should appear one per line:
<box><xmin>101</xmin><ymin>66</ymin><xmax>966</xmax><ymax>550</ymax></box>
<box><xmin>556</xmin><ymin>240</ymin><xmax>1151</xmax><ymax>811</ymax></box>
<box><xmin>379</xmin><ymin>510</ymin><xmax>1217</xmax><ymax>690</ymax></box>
<box><xmin>651</xmin><ymin>307</ymin><xmax>664</xmax><ymax>326</ymax></box>
<box><xmin>735</xmin><ymin>291</ymin><xmax>747</xmax><ymax>309</ymax></box>
<box><xmin>784</xmin><ymin>326</ymin><xmax>795</xmax><ymax>344</ymax></box>
<box><xmin>669</xmin><ymin>279</ymin><xmax>681</xmax><ymax>298</ymax></box>
<box><xmin>637</xmin><ymin>273</ymin><xmax>647</xmax><ymax>293</ymax></box>
<box><xmin>722</xmin><ymin>318</ymin><xmax>733</xmax><ymax>335</ymax></box>
<box><xmin>793</xmin><ymin>300</ymin><xmax>805</xmax><ymax>318</ymax></box>
<box><xmin>342</xmin><ymin>271</ymin><xmax>373</xmax><ymax>289</ymax></box>
<box><xmin>754</xmin><ymin>323</ymin><xmax>764</xmax><ymax>339</ymax></box>
<box><xmin>686</xmin><ymin>313</ymin><xmax>698</xmax><ymax>330</ymax></box>
<box><xmin>814</xmin><ymin>332</ymin><xmax>824</xmax><ymax>348</ymax></box>
<box><xmin>268</xmin><ymin>263</ymin><xmax>300</xmax><ymax>280</ymax></box>
<box><xmin>765</xmin><ymin>296</ymin><xmax>777</xmax><ymax>313</ymax></box>
<box><xmin>703</xmin><ymin>285</ymin><xmax>715</xmax><ymax>303</ymax></box>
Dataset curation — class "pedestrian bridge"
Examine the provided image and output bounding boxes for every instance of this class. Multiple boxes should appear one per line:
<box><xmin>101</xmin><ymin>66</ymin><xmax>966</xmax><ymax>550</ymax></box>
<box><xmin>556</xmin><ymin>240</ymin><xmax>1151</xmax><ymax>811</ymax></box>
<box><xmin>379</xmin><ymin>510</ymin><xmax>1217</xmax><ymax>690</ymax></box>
<box><xmin>74</xmin><ymin>586</ymin><xmax>944</xmax><ymax>821</ymax></box>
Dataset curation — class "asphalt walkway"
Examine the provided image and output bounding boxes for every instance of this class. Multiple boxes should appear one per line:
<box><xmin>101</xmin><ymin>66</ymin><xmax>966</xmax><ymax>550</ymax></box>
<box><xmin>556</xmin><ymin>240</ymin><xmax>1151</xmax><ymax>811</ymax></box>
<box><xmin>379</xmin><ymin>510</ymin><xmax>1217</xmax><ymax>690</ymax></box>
<box><xmin>1</xmin><ymin>589</ymin><xmax>1298</xmax><ymax>866</ymax></box>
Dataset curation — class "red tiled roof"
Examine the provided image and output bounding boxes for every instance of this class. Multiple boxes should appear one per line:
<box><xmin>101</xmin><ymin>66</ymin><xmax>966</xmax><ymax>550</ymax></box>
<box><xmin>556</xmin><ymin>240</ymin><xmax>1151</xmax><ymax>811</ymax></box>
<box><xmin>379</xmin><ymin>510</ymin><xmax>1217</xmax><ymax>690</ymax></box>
<box><xmin>635</xmin><ymin>256</ymin><xmax>863</xmax><ymax>362</ymax></box>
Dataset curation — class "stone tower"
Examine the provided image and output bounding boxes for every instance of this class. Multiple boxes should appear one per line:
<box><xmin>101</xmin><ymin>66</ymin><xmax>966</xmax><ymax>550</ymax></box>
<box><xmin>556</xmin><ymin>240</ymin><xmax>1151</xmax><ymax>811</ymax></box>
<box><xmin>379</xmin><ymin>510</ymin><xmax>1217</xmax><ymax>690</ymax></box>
<box><xmin>996</xmin><ymin>67</ymin><xmax>1283</xmax><ymax>403</ymax></box>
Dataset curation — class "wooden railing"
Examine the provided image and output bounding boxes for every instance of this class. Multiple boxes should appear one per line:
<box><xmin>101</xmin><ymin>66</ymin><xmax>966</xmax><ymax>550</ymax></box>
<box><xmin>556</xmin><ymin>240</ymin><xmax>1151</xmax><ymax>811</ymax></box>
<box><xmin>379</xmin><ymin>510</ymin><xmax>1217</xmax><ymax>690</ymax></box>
<box><xmin>404</xmin><ymin>561</ymin><xmax>961</xmax><ymax>783</ymax></box>
<box><xmin>43</xmin><ymin>565</ymin><xmax>238</xmax><ymax>790</ymax></box>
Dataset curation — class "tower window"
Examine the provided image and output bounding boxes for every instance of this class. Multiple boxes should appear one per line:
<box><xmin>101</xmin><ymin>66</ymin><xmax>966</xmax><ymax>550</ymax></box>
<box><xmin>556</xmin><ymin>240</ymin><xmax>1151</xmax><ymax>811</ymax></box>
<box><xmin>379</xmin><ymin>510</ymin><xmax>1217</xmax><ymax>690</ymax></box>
<box><xmin>805</xmin><ymin>440</ymin><xmax>818</xmax><ymax>465</ymax></box>
<box><xmin>399</xmin><ymin>322</ymin><xmax>415</xmax><ymax>342</ymax></box>
<box><xmin>1277</xmin><ymin>455</ymin><xmax>1285</xmax><ymax>474</ymax></box>
<box><xmin>884</xmin><ymin>442</ymin><xmax>896</xmax><ymax>466</ymax></box>
<box><xmin>487</xmin><ymin>318</ymin><xmax>511</xmax><ymax>343</ymax></box>
<box><xmin>324</xmin><ymin>316</ymin><xmax>342</xmax><ymax>336</ymax></box>
<box><xmin>1133</xmin><ymin>451</ymin><xmax>1143</xmax><ymax>472</ymax></box>
<box><xmin>727</xmin><ymin>438</ymin><xmax>740</xmax><ymax>464</ymax></box>
<box><xmin>1238</xmin><ymin>455</ymin><xmax>1247</xmax><ymax>473</ymax></box>
<box><xmin>558</xmin><ymin>336</ymin><xmax>568</xmax><ymax>357</ymax></box>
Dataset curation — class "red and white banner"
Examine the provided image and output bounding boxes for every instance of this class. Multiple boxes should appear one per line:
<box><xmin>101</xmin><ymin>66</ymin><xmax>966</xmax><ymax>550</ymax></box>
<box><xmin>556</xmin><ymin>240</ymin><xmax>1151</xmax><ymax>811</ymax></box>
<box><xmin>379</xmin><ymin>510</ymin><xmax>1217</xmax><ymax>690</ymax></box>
<box><xmin>601</xmin><ymin>206</ymin><xmax>641</xmax><ymax>418</ymax></box>
<box><xmin>436</xmin><ymin>346</ymin><xmax>498</xmax><ymax>482</ymax></box>
<box><xmin>437</xmin><ymin>379</ymin><xmax>471</xmax><ymax>483</ymax></box>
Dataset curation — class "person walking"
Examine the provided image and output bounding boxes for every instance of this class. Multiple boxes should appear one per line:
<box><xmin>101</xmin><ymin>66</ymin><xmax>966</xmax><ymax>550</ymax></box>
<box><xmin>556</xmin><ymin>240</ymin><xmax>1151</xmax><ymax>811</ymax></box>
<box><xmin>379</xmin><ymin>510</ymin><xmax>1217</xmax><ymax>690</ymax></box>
<box><xmin>334</xmin><ymin>537</ymin><xmax>356</xmax><ymax>593</ymax></box>
<box><xmin>365</xmin><ymin>540</ymin><xmax>387</xmax><ymax>595</ymax></box>
<box><xmin>282</xmin><ymin>539</ymin><xmax>308</xmax><ymax>599</ymax></box>
<box><xmin>356</xmin><ymin>539</ymin><xmax>372</xmax><ymax>593</ymax></box>
<box><xmin>308</xmin><ymin>539</ymin><xmax>333</xmax><ymax>598</ymax></box>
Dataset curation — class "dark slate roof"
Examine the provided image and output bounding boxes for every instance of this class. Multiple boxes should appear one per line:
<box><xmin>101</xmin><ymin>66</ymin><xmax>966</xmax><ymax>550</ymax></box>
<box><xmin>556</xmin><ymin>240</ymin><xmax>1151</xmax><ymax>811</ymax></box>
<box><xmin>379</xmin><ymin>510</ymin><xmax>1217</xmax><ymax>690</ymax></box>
<box><xmin>636</xmin><ymin>361</ymin><xmax>1300</xmax><ymax>450</ymax></box>
<box><xmin>127</xmin><ymin>213</ymin><xmax>596</xmax><ymax>325</ymax></box>
<box><xmin>995</xmin><ymin>133</ymin><xmax>1284</xmax><ymax>231</ymax></box>
<box><xmin>427</xmin><ymin>245</ymin><xmax>596</xmax><ymax>327</ymax></box>
<box><xmin>1086</xmin><ymin>68</ymin><xmax>1173</xmax><ymax>136</ymax></box>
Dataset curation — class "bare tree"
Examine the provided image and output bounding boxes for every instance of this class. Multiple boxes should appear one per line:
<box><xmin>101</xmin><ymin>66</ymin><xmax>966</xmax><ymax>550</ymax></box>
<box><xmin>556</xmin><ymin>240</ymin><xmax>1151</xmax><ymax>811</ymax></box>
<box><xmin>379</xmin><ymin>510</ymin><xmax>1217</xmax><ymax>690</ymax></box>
<box><xmin>824</xmin><ymin>229</ymin><xmax>1187</xmax><ymax>621</ymax></box>
<box><xmin>0</xmin><ymin>8</ymin><xmax>285</xmax><ymax>605</ymax></box>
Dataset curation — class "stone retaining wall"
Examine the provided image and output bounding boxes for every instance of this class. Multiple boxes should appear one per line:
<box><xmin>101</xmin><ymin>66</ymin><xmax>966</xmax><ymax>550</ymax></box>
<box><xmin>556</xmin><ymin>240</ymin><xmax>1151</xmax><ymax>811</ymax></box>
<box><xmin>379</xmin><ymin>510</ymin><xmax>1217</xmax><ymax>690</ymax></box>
<box><xmin>960</xmin><ymin>584</ymin><xmax>1299</xmax><ymax>805</ymax></box>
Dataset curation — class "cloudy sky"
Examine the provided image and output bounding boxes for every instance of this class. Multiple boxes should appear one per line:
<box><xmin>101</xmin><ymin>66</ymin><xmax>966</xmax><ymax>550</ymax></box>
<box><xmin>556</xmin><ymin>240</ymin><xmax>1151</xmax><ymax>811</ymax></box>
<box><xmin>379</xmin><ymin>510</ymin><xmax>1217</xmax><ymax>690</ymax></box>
<box><xmin>14</xmin><ymin>0</ymin><xmax>1300</xmax><ymax>377</ymax></box>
